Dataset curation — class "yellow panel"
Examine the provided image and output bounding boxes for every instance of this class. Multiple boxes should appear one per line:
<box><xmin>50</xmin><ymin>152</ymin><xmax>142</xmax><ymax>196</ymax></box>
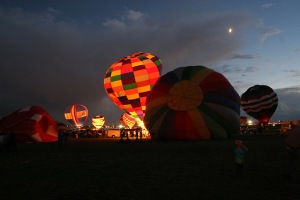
<box><xmin>111</xmin><ymin>70</ymin><xmax>121</xmax><ymax>77</ymax></box>
<box><xmin>135</xmin><ymin>74</ymin><xmax>149</xmax><ymax>82</ymax></box>
<box><xmin>64</xmin><ymin>113</ymin><xmax>72</xmax><ymax>120</ymax></box>
<box><xmin>137</xmin><ymin>85</ymin><xmax>151</xmax><ymax>93</ymax></box>
<box><xmin>132</xmin><ymin>61</ymin><xmax>144</xmax><ymax>67</ymax></box>
<box><xmin>127</xmin><ymin>93</ymin><xmax>139</xmax><ymax>100</ymax></box>
<box><xmin>111</xmin><ymin>80</ymin><xmax>122</xmax><ymax>88</ymax></box>
<box><xmin>191</xmin><ymin>68</ymin><xmax>213</xmax><ymax>85</ymax></box>
<box><xmin>188</xmin><ymin>109</ymin><xmax>211</xmax><ymax>139</ymax></box>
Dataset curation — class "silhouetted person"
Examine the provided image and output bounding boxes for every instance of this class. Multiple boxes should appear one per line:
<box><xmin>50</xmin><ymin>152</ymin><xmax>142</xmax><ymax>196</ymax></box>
<box><xmin>120</xmin><ymin>128</ymin><xmax>125</xmax><ymax>143</ymax></box>
<box><xmin>126</xmin><ymin>131</ymin><xmax>130</xmax><ymax>143</ymax></box>
<box><xmin>235</xmin><ymin>140</ymin><xmax>248</xmax><ymax>177</ymax></box>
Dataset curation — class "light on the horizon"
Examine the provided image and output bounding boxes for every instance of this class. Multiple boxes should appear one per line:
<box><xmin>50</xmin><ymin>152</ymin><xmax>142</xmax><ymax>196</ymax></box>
<box><xmin>248</xmin><ymin>119</ymin><xmax>252</xmax><ymax>125</ymax></box>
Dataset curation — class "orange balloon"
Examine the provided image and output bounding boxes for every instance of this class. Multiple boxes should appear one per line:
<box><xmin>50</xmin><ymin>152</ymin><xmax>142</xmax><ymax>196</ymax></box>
<box><xmin>64</xmin><ymin>104</ymin><xmax>88</xmax><ymax>128</ymax></box>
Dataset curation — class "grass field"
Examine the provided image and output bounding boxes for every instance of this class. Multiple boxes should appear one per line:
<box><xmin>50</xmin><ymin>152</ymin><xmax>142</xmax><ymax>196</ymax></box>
<box><xmin>1</xmin><ymin>134</ymin><xmax>300</xmax><ymax>200</ymax></box>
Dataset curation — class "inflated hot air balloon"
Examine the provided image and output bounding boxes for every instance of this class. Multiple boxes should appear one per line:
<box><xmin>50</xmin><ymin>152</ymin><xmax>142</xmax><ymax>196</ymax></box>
<box><xmin>144</xmin><ymin>66</ymin><xmax>240</xmax><ymax>140</ymax></box>
<box><xmin>92</xmin><ymin>115</ymin><xmax>105</xmax><ymax>129</ymax></box>
<box><xmin>64</xmin><ymin>104</ymin><xmax>88</xmax><ymax>128</ymax></box>
<box><xmin>104</xmin><ymin>52</ymin><xmax>162</xmax><ymax>124</ymax></box>
<box><xmin>241</xmin><ymin>85</ymin><xmax>278</xmax><ymax>125</ymax></box>
<box><xmin>0</xmin><ymin>106</ymin><xmax>58</xmax><ymax>143</ymax></box>
<box><xmin>120</xmin><ymin>113</ymin><xmax>136</xmax><ymax>129</ymax></box>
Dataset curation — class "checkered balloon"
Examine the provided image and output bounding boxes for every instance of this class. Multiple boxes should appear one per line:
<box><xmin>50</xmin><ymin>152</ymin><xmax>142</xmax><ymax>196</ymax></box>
<box><xmin>104</xmin><ymin>52</ymin><xmax>162</xmax><ymax>123</ymax></box>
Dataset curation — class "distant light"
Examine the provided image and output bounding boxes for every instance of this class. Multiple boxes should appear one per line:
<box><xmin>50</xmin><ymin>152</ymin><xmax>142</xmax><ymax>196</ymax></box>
<box><xmin>228</xmin><ymin>28</ymin><xmax>233</xmax><ymax>33</ymax></box>
<box><xmin>248</xmin><ymin>119</ymin><xmax>252</xmax><ymax>125</ymax></box>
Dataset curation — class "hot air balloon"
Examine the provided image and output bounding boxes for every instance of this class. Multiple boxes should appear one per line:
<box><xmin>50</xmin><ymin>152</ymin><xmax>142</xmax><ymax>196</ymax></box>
<box><xmin>64</xmin><ymin>104</ymin><xmax>88</xmax><ymax>128</ymax></box>
<box><xmin>120</xmin><ymin>113</ymin><xmax>136</xmax><ymax>129</ymax></box>
<box><xmin>104</xmin><ymin>52</ymin><xmax>162</xmax><ymax>124</ymax></box>
<box><xmin>92</xmin><ymin>115</ymin><xmax>105</xmax><ymax>129</ymax></box>
<box><xmin>0</xmin><ymin>106</ymin><xmax>58</xmax><ymax>143</ymax></box>
<box><xmin>241</xmin><ymin>85</ymin><xmax>278</xmax><ymax>125</ymax></box>
<box><xmin>144</xmin><ymin>66</ymin><xmax>240</xmax><ymax>140</ymax></box>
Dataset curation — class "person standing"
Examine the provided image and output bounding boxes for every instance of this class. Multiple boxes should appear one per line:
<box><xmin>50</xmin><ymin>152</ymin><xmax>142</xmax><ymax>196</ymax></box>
<box><xmin>235</xmin><ymin>140</ymin><xmax>248</xmax><ymax>176</ymax></box>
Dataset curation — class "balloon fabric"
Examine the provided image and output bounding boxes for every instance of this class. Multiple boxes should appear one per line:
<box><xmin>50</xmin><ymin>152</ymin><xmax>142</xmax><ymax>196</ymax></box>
<box><xmin>104</xmin><ymin>52</ymin><xmax>162</xmax><ymax>124</ymax></box>
<box><xmin>241</xmin><ymin>85</ymin><xmax>278</xmax><ymax>124</ymax></box>
<box><xmin>144</xmin><ymin>66</ymin><xmax>240</xmax><ymax>140</ymax></box>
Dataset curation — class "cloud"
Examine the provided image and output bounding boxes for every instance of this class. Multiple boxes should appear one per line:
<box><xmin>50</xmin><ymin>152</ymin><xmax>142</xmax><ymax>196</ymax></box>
<box><xmin>274</xmin><ymin>87</ymin><xmax>300</xmax><ymax>120</ymax></box>
<box><xmin>231</xmin><ymin>53</ymin><xmax>256</xmax><ymax>59</ymax></box>
<box><xmin>0</xmin><ymin>6</ymin><xmax>253</xmax><ymax>125</ymax></box>
<box><xmin>127</xmin><ymin>10</ymin><xmax>144</xmax><ymax>21</ymax></box>
<box><xmin>261</xmin><ymin>3</ymin><xmax>274</xmax><ymax>9</ymax></box>
<box><xmin>260</xmin><ymin>27</ymin><xmax>282</xmax><ymax>45</ymax></box>
<box><xmin>283</xmin><ymin>70</ymin><xmax>300</xmax><ymax>77</ymax></box>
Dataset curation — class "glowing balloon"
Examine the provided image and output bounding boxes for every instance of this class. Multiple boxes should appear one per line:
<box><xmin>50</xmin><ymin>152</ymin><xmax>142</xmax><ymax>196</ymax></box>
<box><xmin>241</xmin><ymin>85</ymin><xmax>278</xmax><ymax>124</ymax></box>
<box><xmin>92</xmin><ymin>115</ymin><xmax>105</xmax><ymax>129</ymax></box>
<box><xmin>64</xmin><ymin>104</ymin><xmax>88</xmax><ymax>128</ymax></box>
<box><xmin>0</xmin><ymin>106</ymin><xmax>58</xmax><ymax>143</ymax></box>
<box><xmin>104</xmin><ymin>52</ymin><xmax>162</xmax><ymax>123</ymax></box>
<box><xmin>144</xmin><ymin>66</ymin><xmax>240</xmax><ymax>140</ymax></box>
<box><xmin>120</xmin><ymin>113</ymin><xmax>136</xmax><ymax>129</ymax></box>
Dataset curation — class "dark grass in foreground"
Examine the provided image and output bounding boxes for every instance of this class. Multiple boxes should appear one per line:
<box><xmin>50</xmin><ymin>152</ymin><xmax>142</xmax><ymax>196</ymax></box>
<box><xmin>1</xmin><ymin>134</ymin><xmax>299</xmax><ymax>200</ymax></box>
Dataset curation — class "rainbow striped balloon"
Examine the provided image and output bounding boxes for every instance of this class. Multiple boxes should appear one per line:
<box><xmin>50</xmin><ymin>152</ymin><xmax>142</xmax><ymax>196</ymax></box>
<box><xmin>104</xmin><ymin>52</ymin><xmax>162</xmax><ymax>123</ymax></box>
<box><xmin>144</xmin><ymin>66</ymin><xmax>240</xmax><ymax>140</ymax></box>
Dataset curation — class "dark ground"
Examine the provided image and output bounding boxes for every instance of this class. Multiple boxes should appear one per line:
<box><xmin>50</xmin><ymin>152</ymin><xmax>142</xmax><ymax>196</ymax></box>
<box><xmin>1</xmin><ymin>133</ymin><xmax>299</xmax><ymax>200</ymax></box>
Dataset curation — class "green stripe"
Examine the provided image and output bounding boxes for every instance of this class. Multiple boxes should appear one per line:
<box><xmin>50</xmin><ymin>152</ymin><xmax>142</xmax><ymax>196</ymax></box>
<box><xmin>124</xmin><ymin>83</ymin><xmax>137</xmax><ymax>90</ymax></box>
<box><xmin>111</xmin><ymin>75</ymin><xmax>121</xmax><ymax>82</ymax></box>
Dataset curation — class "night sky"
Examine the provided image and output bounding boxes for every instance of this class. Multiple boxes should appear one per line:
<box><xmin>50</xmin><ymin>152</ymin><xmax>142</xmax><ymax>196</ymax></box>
<box><xmin>1</xmin><ymin>0</ymin><xmax>299</xmax><ymax>126</ymax></box>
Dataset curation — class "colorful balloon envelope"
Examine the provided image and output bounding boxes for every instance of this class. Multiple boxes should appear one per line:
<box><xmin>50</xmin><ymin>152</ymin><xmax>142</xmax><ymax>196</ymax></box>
<box><xmin>64</xmin><ymin>104</ymin><xmax>88</xmax><ymax>128</ymax></box>
<box><xmin>241</xmin><ymin>85</ymin><xmax>278</xmax><ymax>124</ymax></box>
<box><xmin>120</xmin><ymin>113</ymin><xmax>136</xmax><ymax>129</ymax></box>
<box><xmin>144</xmin><ymin>66</ymin><xmax>240</xmax><ymax>140</ymax></box>
<box><xmin>104</xmin><ymin>52</ymin><xmax>162</xmax><ymax>124</ymax></box>
<box><xmin>0</xmin><ymin>106</ymin><xmax>58</xmax><ymax>143</ymax></box>
<box><xmin>92</xmin><ymin>115</ymin><xmax>105</xmax><ymax>129</ymax></box>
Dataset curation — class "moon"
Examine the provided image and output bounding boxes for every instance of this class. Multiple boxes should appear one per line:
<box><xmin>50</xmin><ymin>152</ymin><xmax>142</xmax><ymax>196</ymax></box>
<box><xmin>228</xmin><ymin>28</ymin><xmax>232</xmax><ymax>33</ymax></box>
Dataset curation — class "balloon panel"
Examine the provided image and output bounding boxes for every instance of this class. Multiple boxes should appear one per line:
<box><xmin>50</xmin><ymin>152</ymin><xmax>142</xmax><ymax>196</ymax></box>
<box><xmin>241</xmin><ymin>85</ymin><xmax>278</xmax><ymax>123</ymax></box>
<box><xmin>104</xmin><ymin>52</ymin><xmax>162</xmax><ymax>123</ymax></box>
<box><xmin>144</xmin><ymin>66</ymin><xmax>240</xmax><ymax>140</ymax></box>
<box><xmin>64</xmin><ymin>104</ymin><xmax>88</xmax><ymax>127</ymax></box>
<box><xmin>0</xmin><ymin>106</ymin><xmax>58</xmax><ymax>143</ymax></box>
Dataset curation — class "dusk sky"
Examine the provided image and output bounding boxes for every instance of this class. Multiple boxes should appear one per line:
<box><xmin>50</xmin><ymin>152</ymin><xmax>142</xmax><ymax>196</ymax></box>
<box><xmin>1</xmin><ymin>0</ymin><xmax>299</xmax><ymax>126</ymax></box>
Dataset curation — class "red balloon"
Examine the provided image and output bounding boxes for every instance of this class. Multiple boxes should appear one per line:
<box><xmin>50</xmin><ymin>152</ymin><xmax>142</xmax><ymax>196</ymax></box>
<box><xmin>0</xmin><ymin>106</ymin><xmax>58</xmax><ymax>143</ymax></box>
